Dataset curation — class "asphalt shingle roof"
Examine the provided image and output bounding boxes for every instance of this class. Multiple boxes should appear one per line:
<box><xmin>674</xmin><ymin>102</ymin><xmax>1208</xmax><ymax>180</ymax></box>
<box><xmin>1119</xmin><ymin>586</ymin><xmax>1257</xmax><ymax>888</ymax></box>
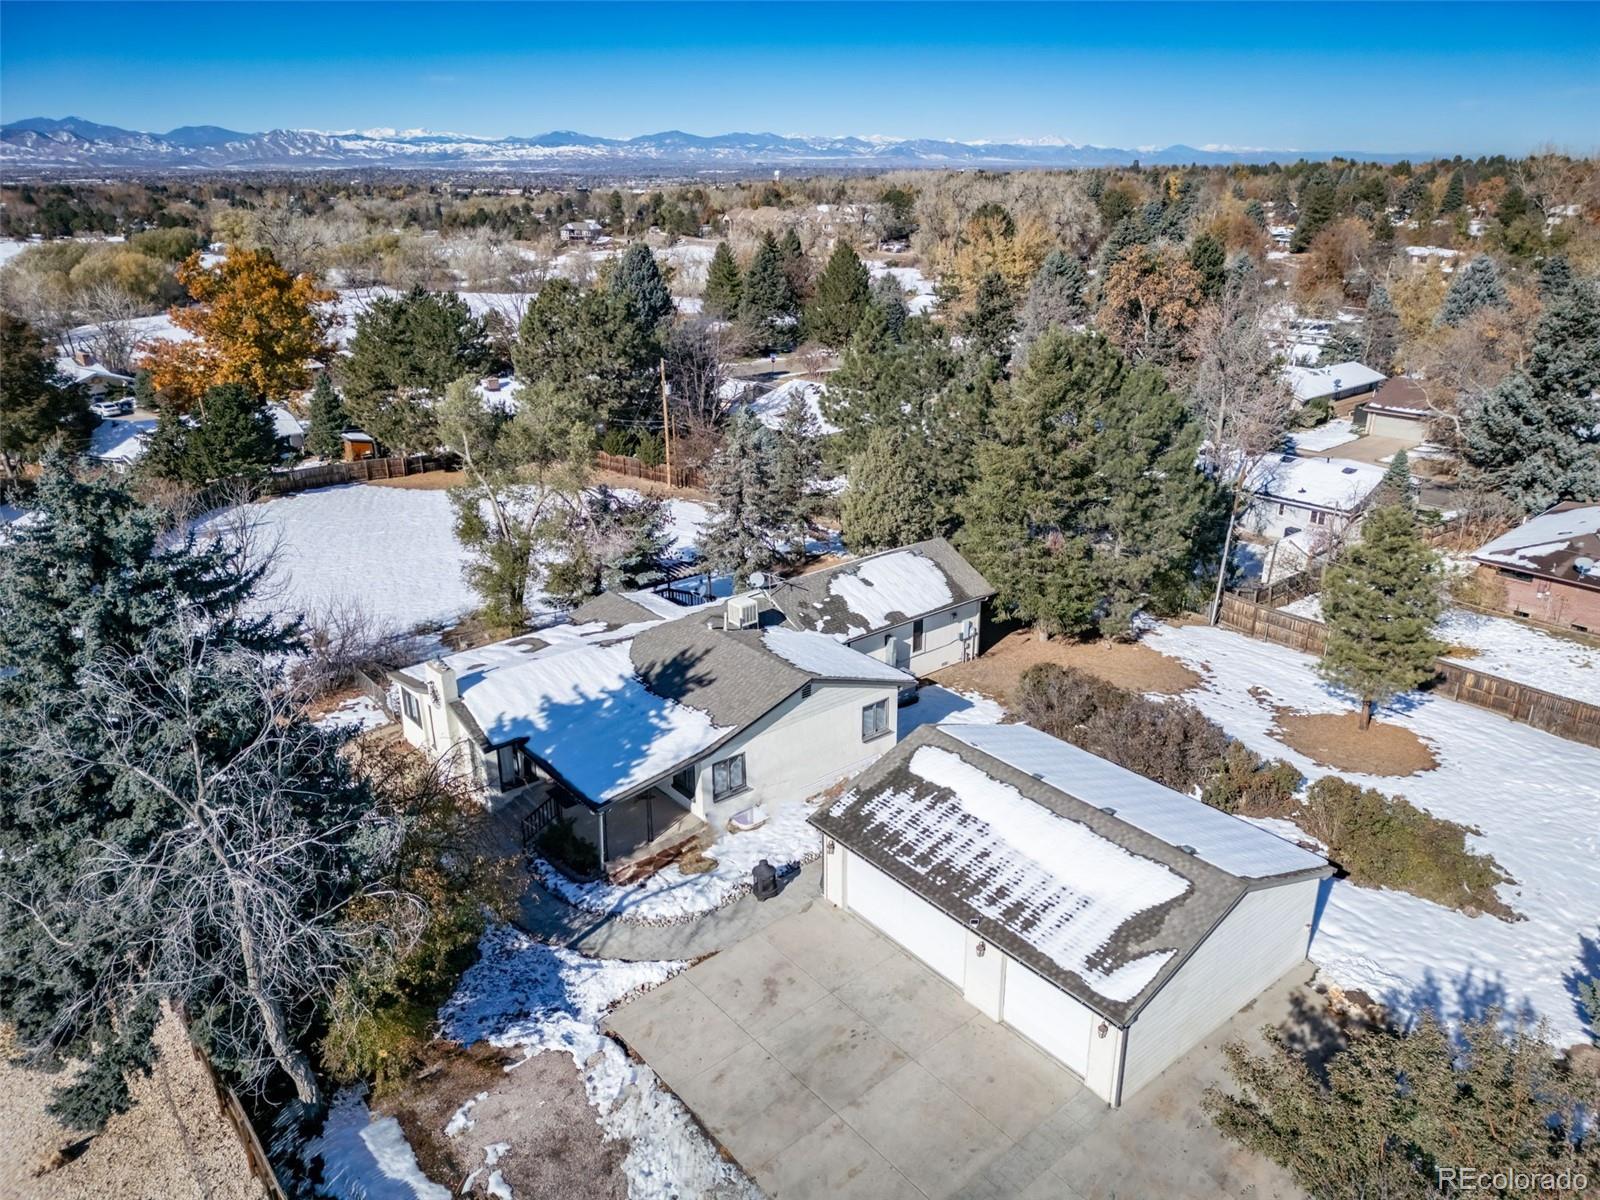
<box><xmin>766</xmin><ymin>538</ymin><xmax>994</xmax><ymax>641</ymax></box>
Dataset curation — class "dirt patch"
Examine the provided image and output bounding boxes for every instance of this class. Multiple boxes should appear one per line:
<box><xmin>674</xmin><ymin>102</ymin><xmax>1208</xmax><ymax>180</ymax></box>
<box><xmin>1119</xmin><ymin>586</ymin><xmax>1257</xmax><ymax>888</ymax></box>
<box><xmin>931</xmin><ymin>627</ymin><xmax>1202</xmax><ymax>706</ymax></box>
<box><xmin>366</xmin><ymin>470</ymin><xmax>465</xmax><ymax>491</ymax></box>
<box><xmin>589</xmin><ymin>468</ymin><xmax>709</xmax><ymax>503</ymax></box>
<box><xmin>1</xmin><ymin>1013</ymin><xmax>269</xmax><ymax>1200</ymax></box>
<box><xmin>382</xmin><ymin>1041</ymin><xmax>628</xmax><ymax>1200</ymax></box>
<box><xmin>1271</xmin><ymin>709</ymin><xmax>1440</xmax><ymax>776</ymax></box>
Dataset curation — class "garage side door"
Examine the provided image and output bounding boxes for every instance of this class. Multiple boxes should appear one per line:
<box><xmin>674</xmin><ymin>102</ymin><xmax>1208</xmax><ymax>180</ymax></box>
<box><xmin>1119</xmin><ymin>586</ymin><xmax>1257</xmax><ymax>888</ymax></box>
<box><xmin>1002</xmin><ymin>961</ymin><xmax>1093</xmax><ymax>1077</ymax></box>
<box><xmin>845</xmin><ymin>852</ymin><xmax>965</xmax><ymax>985</ymax></box>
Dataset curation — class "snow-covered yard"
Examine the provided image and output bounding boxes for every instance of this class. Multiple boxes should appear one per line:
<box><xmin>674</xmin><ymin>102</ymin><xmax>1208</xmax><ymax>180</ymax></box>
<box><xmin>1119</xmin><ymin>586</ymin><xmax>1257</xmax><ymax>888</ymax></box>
<box><xmin>1280</xmin><ymin>595</ymin><xmax>1600</xmax><ymax>705</ymax></box>
<box><xmin>440</xmin><ymin>927</ymin><xmax>758</xmax><ymax>1200</ymax></box>
<box><xmin>203</xmin><ymin>485</ymin><xmax>479</xmax><ymax>632</ymax></box>
<box><xmin>1144</xmin><ymin>622</ymin><xmax>1600</xmax><ymax>1047</ymax></box>
<box><xmin>866</xmin><ymin>261</ymin><xmax>938</xmax><ymax>315</ymax></box>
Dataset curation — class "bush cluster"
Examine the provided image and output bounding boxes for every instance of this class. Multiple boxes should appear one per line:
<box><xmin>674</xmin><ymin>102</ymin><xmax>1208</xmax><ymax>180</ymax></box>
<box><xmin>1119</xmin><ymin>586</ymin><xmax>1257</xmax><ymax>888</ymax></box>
<box><xmin>1300</xmin><ymin>777</ymin><xmax>1515</xmax><ymax>918</ymax></box>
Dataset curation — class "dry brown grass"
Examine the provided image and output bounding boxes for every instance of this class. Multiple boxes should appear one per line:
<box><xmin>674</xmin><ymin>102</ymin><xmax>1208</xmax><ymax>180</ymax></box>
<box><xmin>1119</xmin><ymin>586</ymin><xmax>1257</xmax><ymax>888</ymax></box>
<box><xmin>932</xmin><ymin>627</ymin><xmax>1202</xmax><ymax>707</ymax></box>
<box><xmin>1271</xmin><ymin>709</ymin><xmax>1440</xmax><ymax>777</ymax></box>
<box><xmin>366</xmin><ymin>470</ymin><xmax>465</xmax><ymax>491</ymax></box>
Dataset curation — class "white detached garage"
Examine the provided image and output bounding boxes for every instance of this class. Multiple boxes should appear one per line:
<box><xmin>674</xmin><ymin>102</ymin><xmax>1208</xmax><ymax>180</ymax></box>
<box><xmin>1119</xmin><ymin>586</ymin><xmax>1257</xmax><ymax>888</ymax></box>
<box><xmin>812</xmin><ymin>723</ymin><xmax>1331</xmax><ymax>1106</ymax></box>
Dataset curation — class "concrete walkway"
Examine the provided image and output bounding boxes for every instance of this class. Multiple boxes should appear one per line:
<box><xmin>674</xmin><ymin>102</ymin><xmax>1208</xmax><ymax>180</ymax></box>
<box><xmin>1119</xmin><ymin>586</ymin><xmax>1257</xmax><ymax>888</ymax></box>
<box><xmin>515</xmin><ymin>861</ymin><xmax>823</xmax><ymax>961</ymax></box>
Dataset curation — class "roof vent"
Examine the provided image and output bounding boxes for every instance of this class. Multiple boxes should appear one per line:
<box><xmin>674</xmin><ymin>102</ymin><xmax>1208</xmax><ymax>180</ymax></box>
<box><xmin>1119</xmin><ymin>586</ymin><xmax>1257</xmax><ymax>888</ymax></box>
<box><xmin>1341</xmin><ymin>466</ymin><xmax>1358</xmax><ymax>475</ymax></box>
<box><xmin>1179</xmin><ymin>844</ymin><xmax>1198</xmax><ymax>855</ymax></box>
<box><xmin>1100</xmin><ymin>805</ymin><xmax>1117</xmax><ymax>816</ymax></box>
<box><xmin>1575</xmin><ymin>556</ymin><xmax>1596</xmax><ymax>577</ymax></box>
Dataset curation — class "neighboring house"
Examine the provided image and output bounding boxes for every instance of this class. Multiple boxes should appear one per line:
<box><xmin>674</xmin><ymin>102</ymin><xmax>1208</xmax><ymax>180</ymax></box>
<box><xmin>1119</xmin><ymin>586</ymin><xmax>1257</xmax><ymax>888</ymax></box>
<box><xmin>393</xmin><ymin>595</ymin><xmax>911</xmax><ymax>875</ymax></box>
<box><xmin>1470</xmin><ymin>502</ymin><xmax>1600</xmax><ymax>632</ymax></box>
<box><xmin>1240</xmin><ymin>453</ymin><xmax>1387</xmax><ymax>576</ymax></box>
<box><xmin>813</xmin><ymin>723</ymin><xmax>1330</xmax><ymax>1106</ymax></box>
<box><xmin>1283</xmin><ymin>361</ymin><xmax>1386</xmax><ymax>416</ymax></box>
<box><xmin>1355</xmin><ymin>377</ymin><xmax>1431</xmax><ymax>446</ymax></box>
<box><xmin>86</xmin><ymin>413</ymin><xmax>157</xmax><ymax>471</ymax></box>
<box><xmin>761</xmin><ymin>537</ymin><xmax>995</xmax><ymax>675</ymax></box>
<box><xmin>560</xmin><ymin>219</ymin><xmax>604</xmax><ymax>243</ymax></box>
<box><xmin>55</xmin><ymin>355</ymin><xmax>134</xmax><ymax>397</ymax></box>
<box><xmin>268</xmin><ymin>404</ymin><xmax>306</xmax><ymax>452</ymax></box>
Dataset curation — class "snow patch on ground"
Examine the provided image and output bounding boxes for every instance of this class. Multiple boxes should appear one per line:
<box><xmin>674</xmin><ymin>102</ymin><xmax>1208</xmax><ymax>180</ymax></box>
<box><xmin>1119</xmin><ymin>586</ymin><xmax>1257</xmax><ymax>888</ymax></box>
<box><xmin>315</xmin><ymin>695</ymin><xmax>391</xmax><ymax>734</ymax></box>
<box><xmin>202</xmin><ymin>485</ymin><xmax>479</xmax><ymax>632</ymax></box>
<box><xmin>1285</xmin><ymin>419</ymin><xmax>1359</xmax><ymax>453</ymax></box>
<box><xmin>866</xmin><ymin>261</ymin><xmax>938</xmax><ymax>315</ymax></box>
<box><xmin>441</xmin><ymin>927</ymin><xmax>758</xmax><ymax>1200</ymax></box>
<box><xmin>1280</xmin><ymin>595</ymin><xmax>1600</xmax><ymax>705</ymax></box>
<box><xmin>307</xmin><ymin>1088</ymin><xmax>450</xmax><ymax>1200</ymax></box>
<box><xmin>1144</xmin><ymin>622</ymin><xmax>1600</xmax><ymax>1046</ymax></box>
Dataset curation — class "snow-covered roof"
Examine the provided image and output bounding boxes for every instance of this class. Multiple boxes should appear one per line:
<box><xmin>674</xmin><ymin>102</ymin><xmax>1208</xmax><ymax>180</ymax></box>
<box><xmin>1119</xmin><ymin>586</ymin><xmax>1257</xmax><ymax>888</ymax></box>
<box><xmin>944</xmin><ymin>724</ymin><xmax>1326</xmax><ymax>879</ymax></box>
<box><xmin>268</xmin><ymin>405</ymin><xmax>305</xmax><ymax>439</ymax></box>
<box><xmin>813</xmin><ymin>725</ymin><xmax>1328</xmax><ymax>1023</ymax></box>
<box><xmin>1283</xmin><ymin>361</ymin><xmax>1386</xmax><ymax>403</ymax></box>
<box><xmin>398</xmin><ymin>598</ymin><xmax>910</xmax><ymax>804</ymax></box>
<box><xmin>55</xmin><ymin>356</ymin><xmax>133</xmax><ymax>387</ymax></box>
<box><xmin>1471</xmin><ymin>503</ymin><xmax>1600</xmax><ymax>585</ymax></box>
<box><xmin>744</xmin><ymin>378</ymin><xmax>837</xmax><ymax>436</ymax></box>
<box><xmin>766</xmin><ymin>538</ymin><xmax>994</xmax><ymax>641</ymax></box>
<box><xmin>1246</xmin><ymin>453</ymin><xmax>1386</xmax><ymax>513</ymax></box>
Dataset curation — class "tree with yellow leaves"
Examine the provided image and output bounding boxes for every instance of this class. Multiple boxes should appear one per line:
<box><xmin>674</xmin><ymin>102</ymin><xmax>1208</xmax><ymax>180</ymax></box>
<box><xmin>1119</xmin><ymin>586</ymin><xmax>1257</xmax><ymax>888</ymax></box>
<box><xmin>141</xmin><ymin>247</ymin><xmax>333</xmax><ymax>411</ymax></box>
<box><xmin>948</xmin><ymin>205</ymin><xmax>1051</xmax><ymax>313</ymax></box>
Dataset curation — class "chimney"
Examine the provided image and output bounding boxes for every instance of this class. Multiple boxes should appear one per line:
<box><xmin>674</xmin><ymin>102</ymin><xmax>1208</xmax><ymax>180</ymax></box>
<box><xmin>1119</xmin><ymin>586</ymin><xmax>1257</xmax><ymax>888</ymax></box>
<box><xmin>423</xmin><ymin>659</ymin><xmax>459</xmax><ymax>706</ymax></box>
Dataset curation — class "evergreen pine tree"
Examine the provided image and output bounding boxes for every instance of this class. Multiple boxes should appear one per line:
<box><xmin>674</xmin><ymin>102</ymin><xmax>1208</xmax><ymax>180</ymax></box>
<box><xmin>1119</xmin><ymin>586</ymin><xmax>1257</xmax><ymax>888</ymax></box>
<box><xmin>1462</xmin><ymin>279</ymin><xmax>1600</xmax><ymax>513</ymax></box>
<box><xmin>769</xmin><ymin>388</ymin><xmax>822</xmax><ymax>562</ymax></box>
<box><xmin>1244</xmin><ymin>199</ymin><xmax>1268</xmax><ymax>230</ymax></box>
<box><xmin>957</xmin><ymin>330</ymin><xmax>1224</xmax><ymax>637</ymax></box>
<box><xmin>610</xmin><ymin>242</ymin><xmax>674</xmax><ymax>333</ymax></box>
<box><xmin>342</xmin><ymin>287</ymin><xmax>490</xmax><ymax>452</ymax></box>
<box><xmin>141</xmin><ymin>382</ymin><xmax>283</xmax><ymax>485</ymax></box>
<box><xmin>739</xmin><ymin>231</ymin><xmax>800</xmax><ymax>352</ymax></box>
<box><xmin>1291</xmin><ymin>171</ymin><xmax>1338</xmax><ymax>253</ymax></box>
<box><xmin>703</xmin><ymin>241</ymin><xmax>743</xmax><ymax>320</ymax></box>
<box><xmin>779</xmin><ymin>227</ymin><xmax>810</xmax><ymax>300</ymax></box>
<box><xmin>840</xmin><ymin>428</ymin><xmax>939</xmax><ymax>551</ymax></box>
<box><xmin>305</xmin><ymin>372</ymin><xmax>347</xmax><ymax>460</ymax></box>
<box><xmin>867</xmin><ymin>273</ymin><xmax>910</xmax><ymax>340</ymax></box>
<box><xmin>958</xmin><ymin>271</ymin><xmax>1018</xmax><ymax>368</ymax></box>
<box><xmin>1438</xmin><ymin>256</ymin><xmax>1510</xmax><ymax>326</ymax></box>
<box><xmin>1015</xmin><ymin>250</ymin><xmax>1088</xmax><ymax>370</ymax></box>
<box><xmin>1318</xmin><ymin>504</ymin><xmax>1445</xmax><ymax>729</ymax></box>
<box><xmin>823</xmin><ymin>313</ymin><xmax>960</xmax><ymax>454</ymax></box>
<box><xmin>514</xmin><ymin>278</ymin><xmax>658</xmax><ymax>427</ymax></box>
<box><xmin>806</xmin><ymin>241</ymin><xmax>871</xmax><ymax>348</ymax></box>
<box><xmin>1363</xmin><ymin>284</ymin><xmax>1401</xmax><ymax>374</ymax></box>
<box><xmin>1440</xmin><ymin>169</ymin><xmax>1466</xmax><ymax>214</ymax></box>
<box><xmin>697</xmin><ymin>410</ymin><xmax>781</xmax><ymax>588</ymax></box>
<box><xmin>1538</xmin><ymin>254</ymin><xmax>1573</xmax><ymax>300</ymax></box>
<box><xmin>1378</xmin><ymin>448</ymin><xmax>1413</xmax><ymax>506</ymax></box>
<box><xmin>1188</xmin><ymin>233</ymin><xmax>1227</xmax><ymax>300</ymax></box>
<box><xmin>1</xmin><ymin>312</ymin><xmax>90</xmax><ymax>478</ymax></box>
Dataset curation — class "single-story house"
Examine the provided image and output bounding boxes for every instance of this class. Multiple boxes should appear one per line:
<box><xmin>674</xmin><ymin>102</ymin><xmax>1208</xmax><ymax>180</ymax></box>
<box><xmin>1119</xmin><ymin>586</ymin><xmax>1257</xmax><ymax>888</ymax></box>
<box><xmin>1283</xmin><ymin>361</ymin><xmax>1386</xmax><ymax>415</ymax></box>
<box><xmin>393</xmin><ymin>595</ymin><xmax>912</xmax><ymax>874</ymax></box>
<box><xmin>1240</xmin><ymin>453</ymin><xmax>1387</xmax><ymax>574</ymax></box>
<box><xmin>560</xmin><ymin>219</ymin><xmax>604</xmax><ymax>243</ymax></box>
<box><xmin>269</xmin><ymin>405</ymin><xmax>306</xmax><ymax>452</ymax></box>
<box><xmin>761</xmin><ymin>537</ymin><xmax>995</xmax><ymax>675</ymax></box>
<box><xmin>86</xmin><ymin>413</ymin><xmax>158</xmax><ymax>471</ymax></box>
<box><xmin>1470</xmin><ymin>502</ymin><xmax>1600</xmax><ymax>632</ymax></box>
<box><xmin>1355</xmin><ymin>377</ymin><xmax>1431</xmax><ymax>446</ymax></box>
<box><xmin>812</xmin><ymin>722</ymin><xmax>1330</xmax><ymax>1106</ymax></box>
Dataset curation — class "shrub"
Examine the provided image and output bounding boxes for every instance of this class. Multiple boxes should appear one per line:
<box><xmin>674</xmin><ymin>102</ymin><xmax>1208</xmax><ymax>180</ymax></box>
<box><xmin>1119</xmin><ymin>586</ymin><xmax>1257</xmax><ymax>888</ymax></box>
<box><xmin>634</xmin><ymin>430</ymin><xmax>665</xmax><ymax>467</ymax></box>
<box><xmin>536</xmin><ymin>818</ymin><xmax>601</xmax><ymax>878</ymax></box>
<box><xmin>1201</xmin><ymin>742</ymin><xmax>1302</xmax><ymax>815</ymax></box>
<box><xmin>1016</xmin><ymin>663</ymin><xmax>1232</xmax><ymax>794</ymax></box>
<box><xmin>599</xmin><ymin>427</ymin><xmax>635</xmax><ymax>457</ymax></box>
<box><xmin>1206</xmin><ymin>1008</ymin><xmax>1600</xmax><ymax>1198</ymax></box>
<box><xmin>1299</xmin><ymin>776</ymin><xmax>1514</xmax><ymax>918</ymax></box>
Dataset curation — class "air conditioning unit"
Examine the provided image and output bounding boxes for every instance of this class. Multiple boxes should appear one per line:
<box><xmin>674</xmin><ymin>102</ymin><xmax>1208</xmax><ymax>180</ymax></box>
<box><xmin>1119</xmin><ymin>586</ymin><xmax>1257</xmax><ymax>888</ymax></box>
<box><xmin>726</xmin><ymin>594</ymin><xmax>761</xmax><ymax>630</ymax></box>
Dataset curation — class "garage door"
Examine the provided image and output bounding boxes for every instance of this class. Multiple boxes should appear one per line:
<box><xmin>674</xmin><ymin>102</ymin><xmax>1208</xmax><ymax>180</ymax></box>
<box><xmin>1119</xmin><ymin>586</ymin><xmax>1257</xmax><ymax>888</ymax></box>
<box><xmin>1002</xmin><ymin>961</ymin><xmax>1093</xmax><ymax>1076</ymax></box>
<box><xmin>845</xmin><ymin>853</ymin><xmax>965</xmax><ymax>985</ymax></box>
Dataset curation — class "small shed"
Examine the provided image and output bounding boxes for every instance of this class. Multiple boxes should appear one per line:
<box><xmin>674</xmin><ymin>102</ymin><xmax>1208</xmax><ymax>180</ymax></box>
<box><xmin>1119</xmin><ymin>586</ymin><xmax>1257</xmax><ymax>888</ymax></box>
<box><xmin>812</xmin><ymin>723</ymin><xmax>1329</xmax><ymax>1105</ymax></box>
<box><xmin>340</xmin><ymin>431</ymin><xmax>377</xmax><ymax>462</ymax></box>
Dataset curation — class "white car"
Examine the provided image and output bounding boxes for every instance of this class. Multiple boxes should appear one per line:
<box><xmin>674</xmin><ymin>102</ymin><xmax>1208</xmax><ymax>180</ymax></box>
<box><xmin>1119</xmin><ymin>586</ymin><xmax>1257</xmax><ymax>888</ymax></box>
<box><xmin>90</xmin><ymin>396</ymin><xmax>135</xmax><ymax>419</ymax></box>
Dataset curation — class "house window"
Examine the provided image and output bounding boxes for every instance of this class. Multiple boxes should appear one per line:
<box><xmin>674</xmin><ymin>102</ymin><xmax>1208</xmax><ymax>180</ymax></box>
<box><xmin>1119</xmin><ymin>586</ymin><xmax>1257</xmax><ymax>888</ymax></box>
<box><xmin>861</xmin><ymin>699</ymin><xmax>889</xmax><ymax>741</ymax></box>
<box><xmin>402</xmin><ymin>689</ymin><xmax>421</xmax><ymax>723</ymax></box>
<box><xmin>711</xmin><ymin>754</ymin><xmax>747</xmax><ymax>800</ymax></box>
<box><xmin>1309</xmin><ymin>510</ymin><xmax>1327</xmax><ymax>526</ymax></box>
<box><xmin>912</xmin><ymin>619</ymin><xmax>925</xmax><ymax>653</ymax></box>
<box><xmin>497</xmin><ymin>744</ymin><xmax>528</xmax><ymax>790</ymax></box>
<box><xmin>671</xmin><ymin>763</ymin><xmax>696</xmax><ymax>799</ymax></box>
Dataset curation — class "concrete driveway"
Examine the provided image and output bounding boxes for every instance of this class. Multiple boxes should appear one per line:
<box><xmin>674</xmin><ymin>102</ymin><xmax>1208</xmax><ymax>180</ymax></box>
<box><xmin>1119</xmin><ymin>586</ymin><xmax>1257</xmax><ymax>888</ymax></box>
<box><xmin>604</xmin><ymin>899</ymin><xmax>1304</xmax><ymax>1200</ymax></box>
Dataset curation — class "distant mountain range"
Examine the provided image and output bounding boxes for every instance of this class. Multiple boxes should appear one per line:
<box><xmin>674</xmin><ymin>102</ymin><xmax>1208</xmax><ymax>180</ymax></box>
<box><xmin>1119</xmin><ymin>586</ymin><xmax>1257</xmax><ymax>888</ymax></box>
<box><xmin>0</xmin><ymin>116</ymin><xmax>1418</xmax><ymax>173</ymax></box>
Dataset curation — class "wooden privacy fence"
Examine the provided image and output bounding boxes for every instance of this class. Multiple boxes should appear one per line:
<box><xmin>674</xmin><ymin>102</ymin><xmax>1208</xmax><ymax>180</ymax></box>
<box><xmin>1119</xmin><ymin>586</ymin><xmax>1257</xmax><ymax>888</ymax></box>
<box><xmin>262</xmin><ymin>454</ymin><xmax>452</xmax><ymax>495</ymax></box>
<box><xmin>183</xmin><ymin>1031</ymin><xmax>289</xmax><ymax>1200</ymax></box>
<box><xmin>594</xmin><ymin>450</ymin><xmax>705</xmax><ymax>490</ymax></box>
<box><xmin>1214</xmin><ymin>593</ymin><xmax>1600</xmax><ymax>748</ymax></box>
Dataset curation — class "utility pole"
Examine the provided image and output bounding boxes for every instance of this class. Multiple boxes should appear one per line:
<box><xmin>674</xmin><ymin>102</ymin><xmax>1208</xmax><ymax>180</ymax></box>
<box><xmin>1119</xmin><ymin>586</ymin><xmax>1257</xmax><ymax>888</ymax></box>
<box><xmin>659</xmin><ymin>357</ymin><xmax>672</xmax><ymax>481</ymax></box>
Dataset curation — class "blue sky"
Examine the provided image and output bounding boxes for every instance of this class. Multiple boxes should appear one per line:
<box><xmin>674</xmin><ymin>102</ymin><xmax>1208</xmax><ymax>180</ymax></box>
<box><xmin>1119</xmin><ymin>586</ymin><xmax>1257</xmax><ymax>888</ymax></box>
<box><xmin>2</xmin><ymin>1</ymin><xmax>1597</xmax><ymax>155</ymax></box>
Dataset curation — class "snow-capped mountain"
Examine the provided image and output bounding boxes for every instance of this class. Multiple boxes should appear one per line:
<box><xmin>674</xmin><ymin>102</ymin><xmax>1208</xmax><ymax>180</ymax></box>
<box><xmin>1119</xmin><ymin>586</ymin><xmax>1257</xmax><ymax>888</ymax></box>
<box><xmin>0</xmin><ymin>117</ymin><xmax>1411</xmax><ymax>172</ymax></box>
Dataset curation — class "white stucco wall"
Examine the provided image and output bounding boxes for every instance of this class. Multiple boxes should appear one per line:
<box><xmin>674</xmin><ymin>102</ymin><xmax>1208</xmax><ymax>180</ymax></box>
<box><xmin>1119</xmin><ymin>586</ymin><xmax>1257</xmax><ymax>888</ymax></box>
<box><xmin>1243</xmin><ymin>497</ymin><xmax>1356</xmax><ymax>543</ymax></box>
<box><xmin>846</xmin><ymin>599</ymin><xmax>983</xmax><ymax>675</ymax></box>
<box><xmin>675</xmin><ymin>678</ymin><xmax>902</xmax><ymax>823</ymax></box>
<box><xmin>1118</xmin><ymin>877</ymin><xmax>1321</xmax><ymax>1100</ymax></box>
